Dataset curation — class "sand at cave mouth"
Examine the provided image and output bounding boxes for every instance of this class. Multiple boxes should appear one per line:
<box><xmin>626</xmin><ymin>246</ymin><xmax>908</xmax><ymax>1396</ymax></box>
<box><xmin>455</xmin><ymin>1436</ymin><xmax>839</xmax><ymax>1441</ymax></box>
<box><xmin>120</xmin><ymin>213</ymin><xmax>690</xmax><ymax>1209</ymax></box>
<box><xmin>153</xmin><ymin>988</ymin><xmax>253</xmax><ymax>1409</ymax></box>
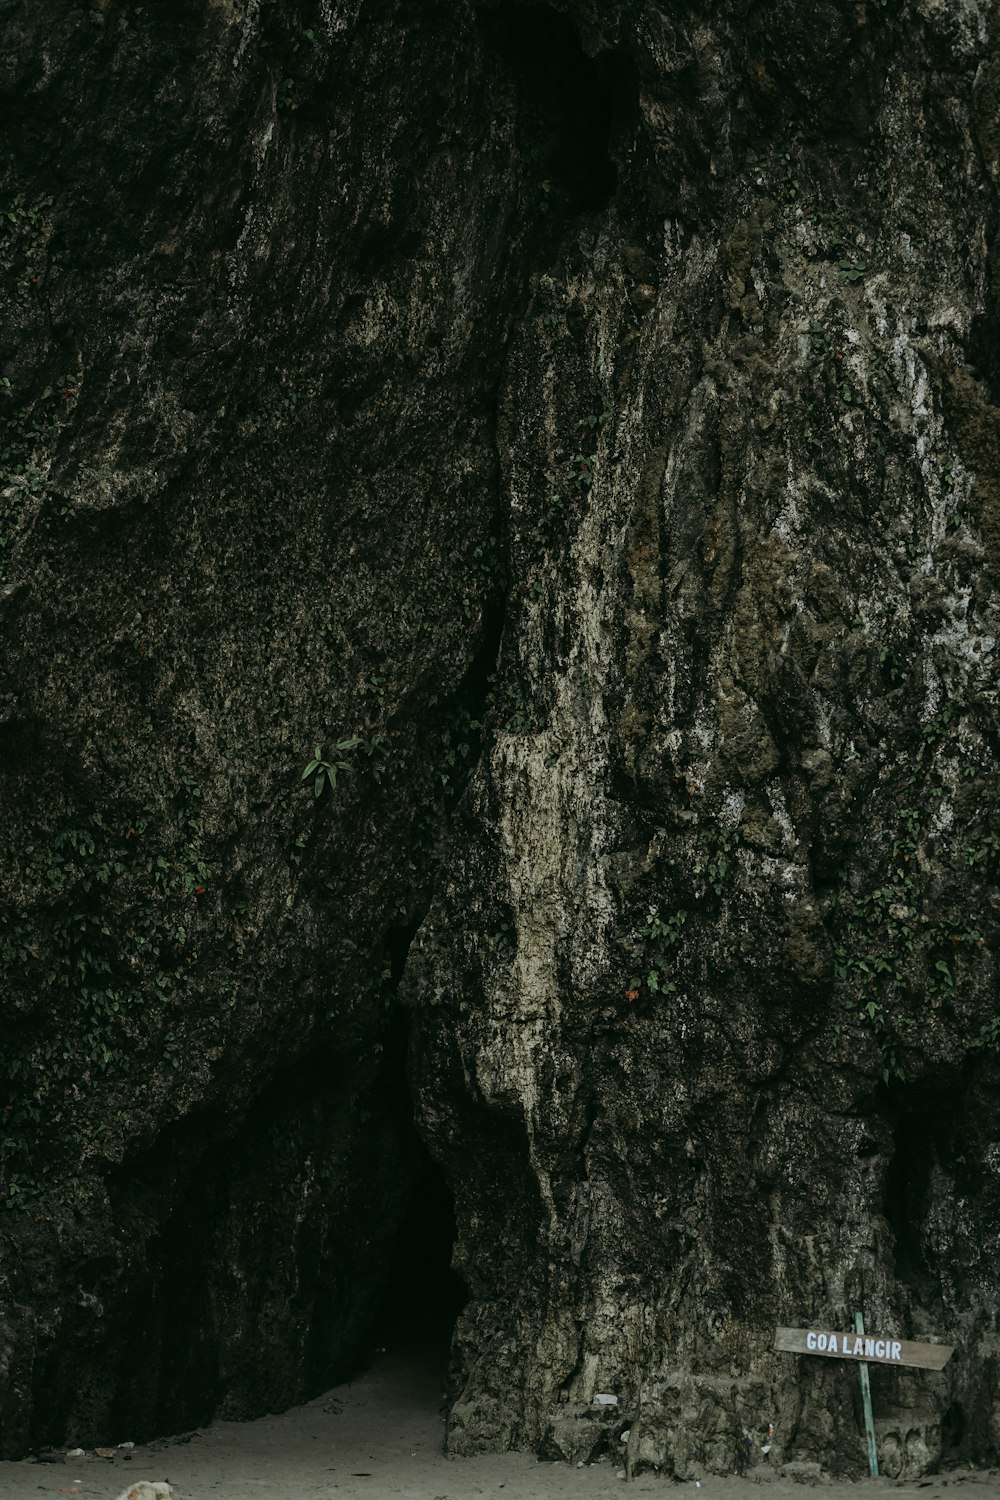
<box><xmin>0</xmin><ymin>1345</ymin><xmax>995</xmax><ymax>1500</ymax></box>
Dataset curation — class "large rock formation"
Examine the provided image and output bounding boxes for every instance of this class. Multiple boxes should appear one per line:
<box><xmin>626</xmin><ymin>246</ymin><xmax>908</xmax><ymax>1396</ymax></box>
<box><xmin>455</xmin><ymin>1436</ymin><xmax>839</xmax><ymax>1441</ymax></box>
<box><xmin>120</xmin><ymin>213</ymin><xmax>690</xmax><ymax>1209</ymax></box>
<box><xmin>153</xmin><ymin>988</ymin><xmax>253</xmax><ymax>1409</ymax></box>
<box><xmin>1</xmin><ymin>0</ymin><xmax>997</xmax><ymax>1480</ymax></box>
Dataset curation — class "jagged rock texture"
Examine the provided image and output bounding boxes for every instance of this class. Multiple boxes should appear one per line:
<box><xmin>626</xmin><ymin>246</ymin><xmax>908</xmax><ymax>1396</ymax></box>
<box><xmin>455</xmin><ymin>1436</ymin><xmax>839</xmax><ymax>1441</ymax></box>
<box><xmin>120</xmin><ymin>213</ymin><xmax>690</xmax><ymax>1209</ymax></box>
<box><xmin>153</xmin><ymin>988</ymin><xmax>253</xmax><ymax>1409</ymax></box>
<box><xmin>1</xmin><ymin>0</ymin><xmax>998</xmax><ymax>1480</ymax></box>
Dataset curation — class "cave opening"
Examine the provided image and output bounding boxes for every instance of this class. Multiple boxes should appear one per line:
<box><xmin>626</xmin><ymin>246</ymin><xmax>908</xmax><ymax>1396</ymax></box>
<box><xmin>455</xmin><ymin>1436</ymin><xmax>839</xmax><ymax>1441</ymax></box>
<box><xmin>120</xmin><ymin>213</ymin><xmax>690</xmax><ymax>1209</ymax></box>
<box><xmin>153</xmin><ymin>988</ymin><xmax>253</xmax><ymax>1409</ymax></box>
<box><xmin>882</xmin><ymin>1073</ymin><xmax>978</xmax><ymax>1312</ymax></box>
<box><xmin>363</xmin><ymin>990</ymin><xmax>466</xmax><ymax>1379</ymax></box>
<box><xmin>884</xmin><ymin>1104</ymin><xmax>938</xmax><ymax>1300</ymax></box>
<box><xmin>480</xmin><ymin>3</ymin><xmax>625</xmax><ymax>214</ymax></box>
<box><xmin>101</xmin><ymin>1011</ymin><xmax>467</xmax><ymax>1449</ymax></box>
<box><xmin>371</xmin><ymin>1138</ymin><xmax>467</xmax><ymax>1366</ymax></box>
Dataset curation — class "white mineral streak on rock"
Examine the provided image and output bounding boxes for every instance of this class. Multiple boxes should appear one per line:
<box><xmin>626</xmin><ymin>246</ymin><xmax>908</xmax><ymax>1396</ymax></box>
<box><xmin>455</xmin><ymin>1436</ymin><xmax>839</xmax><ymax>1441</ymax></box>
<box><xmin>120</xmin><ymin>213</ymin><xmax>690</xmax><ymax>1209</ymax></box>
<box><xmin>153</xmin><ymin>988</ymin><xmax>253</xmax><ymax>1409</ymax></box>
<box><xmin>233</xmin><ymin>0</ymin><xmax>262</xmax><ymax>68</ymax></box>
<box><xmin>487</xmin><ymin>399</ymin><xmax>619</xmax><ymax>1234</ymax></box>
<box><xmin>225</xmin><ymin>24</ymin><xmax>288</xmax><ymax>302</ymax></box>
<box><xmin>255</xmin><ymin>119</ymin><xmax>274</xmax><ymax>171</ymax></box>
<box><xmin>320</xmin><ymin>0</ymin><xmax>363</xmax><ymax>34</ymax></box>
<box><xmin>772</xmin><ymin>475</ymin><xmax>803</xmax><ymax>545</ymax></box>
<box><xmin>765</xmin><ymin>783</ymin><xmax>798</xmax><ymax>855</ymax></box>
<box><xmin>720</xmin><ymin>790</ymin><xmax>744</xmax><ymax>828</ymax></box>
<box><xmin>916</xmin><ymin>0</ymin><xmax>990</xmax><ymax>52</ymax></box>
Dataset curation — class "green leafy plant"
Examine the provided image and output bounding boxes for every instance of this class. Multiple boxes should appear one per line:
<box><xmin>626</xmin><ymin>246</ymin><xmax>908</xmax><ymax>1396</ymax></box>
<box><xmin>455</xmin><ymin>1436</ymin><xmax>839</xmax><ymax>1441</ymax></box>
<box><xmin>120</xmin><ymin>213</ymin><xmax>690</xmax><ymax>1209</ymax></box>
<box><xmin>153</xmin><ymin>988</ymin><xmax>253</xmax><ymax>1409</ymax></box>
<box><xmin>487</xmin><ymin>675</ymin><xmax>546</xmax><ymax>736</ymax></box>
<box><xmin>965</xmin><ymin>832</ymin><xmax>1000</xmax><ymax>873</ymax></box>
<box><xmin>973</xmin><ymin>1014</ymin><xmax>1000</xmax><ymax>1052</ymax></box>
<box><xmin>530</xmin><ymin>401</ymin><xmax>610</xmax><ymax>553</ymax></box>
<box><xmin>781</xmin><ymin>151</ymin><xmax>800</xmax><ymax>200</ymax></box>
<box><xmin>301</xmin><ymin>739</ymin><xmax>363</xmax><ymax>798</ymax></box>
<box><xmin>694</xmin><ymin>825</ymin><xmax>737</xmax><ymax>898</ymax></box>
<box><xmin>0</xmin><ymin>190</ymin><xmax>53</xmax><ymax>312</ymax></box>
<box><xmin>810</xmin><ymin>326</ymin><xmax>834</xmax><ymax>359</ymax></box>
<box><xmin>838</xmin><ymin>258</ymin><xmax>867</xmax><ymax>283</ymax></box>
<box><xmin>437</xmin><ymin>709</ymin><xmax>482</xmax><ymax>792</ymax></box>
<box><xmin>630</xmin><ymin>906</ymin><xmax>688</xmax><ymax>997</ymax></box>
<box><xmin>921</xmin><ymin>703</ymin><xmax>959</xmax><ymax>744</ymax></box>
<box><xmin>278</xmin><ymin>76</ymin><xmax>300</xmax><ymax>111</ymax></box>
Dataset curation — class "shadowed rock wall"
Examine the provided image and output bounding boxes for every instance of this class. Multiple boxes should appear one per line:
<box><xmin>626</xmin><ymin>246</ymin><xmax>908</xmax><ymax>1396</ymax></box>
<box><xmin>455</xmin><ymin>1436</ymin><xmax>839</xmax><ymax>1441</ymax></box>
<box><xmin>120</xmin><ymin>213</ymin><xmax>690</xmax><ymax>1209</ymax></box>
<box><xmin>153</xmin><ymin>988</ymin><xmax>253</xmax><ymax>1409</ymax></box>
<box><xmin>0</xmin><ymin>0</ymin><xmax>519</xmax><ymax>1451</ymax></box>
<box><xmin>1</xmin><ymin>0</ymin><xmax>998</xmax><ymax>1480</ymax></box>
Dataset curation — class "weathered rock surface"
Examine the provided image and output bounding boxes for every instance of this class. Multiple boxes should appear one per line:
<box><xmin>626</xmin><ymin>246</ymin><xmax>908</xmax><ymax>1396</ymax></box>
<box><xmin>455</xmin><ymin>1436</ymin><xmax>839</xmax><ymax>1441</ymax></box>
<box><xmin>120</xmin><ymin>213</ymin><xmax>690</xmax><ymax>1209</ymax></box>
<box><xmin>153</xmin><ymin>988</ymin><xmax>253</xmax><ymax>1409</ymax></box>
<box><xmin>1</xmin><ymin>0</ymin><xmax>998</xmax><ymax>1481</ymax></box>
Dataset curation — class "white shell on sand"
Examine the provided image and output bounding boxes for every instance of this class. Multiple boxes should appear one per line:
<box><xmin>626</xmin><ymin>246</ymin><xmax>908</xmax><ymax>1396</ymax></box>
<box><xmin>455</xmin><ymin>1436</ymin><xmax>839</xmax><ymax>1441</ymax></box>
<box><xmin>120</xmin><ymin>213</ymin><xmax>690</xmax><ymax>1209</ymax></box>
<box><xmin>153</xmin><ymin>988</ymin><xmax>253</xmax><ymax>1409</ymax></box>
<box><xmin>113</xmin><ymin>1484</ymin><xmax>173</xmax><ymax>1500</ymax></box>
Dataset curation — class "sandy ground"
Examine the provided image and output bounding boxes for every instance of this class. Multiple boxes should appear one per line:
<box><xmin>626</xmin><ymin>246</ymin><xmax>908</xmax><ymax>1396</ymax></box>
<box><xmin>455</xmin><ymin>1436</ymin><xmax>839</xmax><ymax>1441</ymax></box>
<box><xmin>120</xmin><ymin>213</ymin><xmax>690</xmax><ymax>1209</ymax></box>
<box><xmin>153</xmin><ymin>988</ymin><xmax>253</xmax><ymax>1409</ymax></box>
<box><xmin>1</xmin><ymin>1344</ymin><xmax>996</xmax><ymax>1500</ymax></box>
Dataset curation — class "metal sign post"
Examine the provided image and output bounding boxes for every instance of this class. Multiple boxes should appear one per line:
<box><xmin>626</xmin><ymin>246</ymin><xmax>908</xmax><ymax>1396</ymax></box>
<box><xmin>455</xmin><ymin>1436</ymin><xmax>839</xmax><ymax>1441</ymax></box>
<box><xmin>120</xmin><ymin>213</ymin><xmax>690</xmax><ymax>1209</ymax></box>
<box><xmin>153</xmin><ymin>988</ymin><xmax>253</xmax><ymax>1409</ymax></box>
<box><xmin>855</xmin><ymin>1311</ymin><xmax>879</xmax><ymax>1478</ymax></box>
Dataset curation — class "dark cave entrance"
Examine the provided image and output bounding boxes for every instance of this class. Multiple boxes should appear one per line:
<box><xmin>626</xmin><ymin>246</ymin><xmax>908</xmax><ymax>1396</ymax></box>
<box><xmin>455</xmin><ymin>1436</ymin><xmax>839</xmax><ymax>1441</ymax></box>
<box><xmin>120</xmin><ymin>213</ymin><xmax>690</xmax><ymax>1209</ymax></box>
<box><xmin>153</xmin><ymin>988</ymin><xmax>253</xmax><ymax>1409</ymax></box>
<box><xmin>884</xmin><ymin>1107</ymin><xmax>937</xmax><ymax>1300</ymax></box>
<box><xmin>480</xmin><ymin>3</ymin><xmax>636</xmax><ymax>216</ymax></box>
<box><xmin>364</xmin><ymin>982</ymin><xmax>467</xmax><ymax>1374</ymax></box>
<box><xmin>85</xmin><ymin>993</ymin><xmax>468</xmax><ymax>1448</ymax></box>
<box><xmin>880</xmin><ymin>1087</ymin><xmax>975</xmax><ymax>1461</ymax></box>
<box><xmin>370</xmin><ymin>1139</ymin><xmax>467</xmax><ymax>1365</ymax></box>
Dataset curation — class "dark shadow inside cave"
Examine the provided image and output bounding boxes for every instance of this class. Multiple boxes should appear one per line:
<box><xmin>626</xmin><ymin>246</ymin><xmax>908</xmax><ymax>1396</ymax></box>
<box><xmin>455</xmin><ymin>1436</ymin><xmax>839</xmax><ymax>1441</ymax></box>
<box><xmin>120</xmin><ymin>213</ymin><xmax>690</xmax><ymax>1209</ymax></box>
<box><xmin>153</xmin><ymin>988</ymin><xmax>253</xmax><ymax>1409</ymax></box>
<box><xmin>884</xmin><ymin>1108</ymin><xmax>935</xmax><ymax>1299</ymax></box>
<box><xmin>480</xmin><ymin>3</ymin><xmax>631</xmax><ymax>214</ymax></box>
<box><xmin>882</xmin><ymin>1086</ymin><xmax>968</xmax><ymax>1306</ymax></box>
<box><xmin>369</xmin><ymin>1140</ymin><xmax>467</xmax><ymax>1365</ymax></box>
<box><xmin>347</xmin><ymin>990</ymin><xmax>466</xmax><ymax>1391</ymax></box>
<box><xmin>28</xmin><ymin>924</ymin><xmax>469</xmax><ymax>1453</ymax></box>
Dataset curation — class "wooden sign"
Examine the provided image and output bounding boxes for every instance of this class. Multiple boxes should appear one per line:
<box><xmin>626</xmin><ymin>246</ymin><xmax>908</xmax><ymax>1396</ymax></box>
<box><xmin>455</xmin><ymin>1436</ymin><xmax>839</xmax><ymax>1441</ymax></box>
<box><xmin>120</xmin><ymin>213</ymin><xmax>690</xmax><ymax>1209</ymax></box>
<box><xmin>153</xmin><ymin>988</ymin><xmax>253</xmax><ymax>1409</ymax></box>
<box><xmin>774</xmin><ymin>1325</ymin><xmax>953</xmax><ymax>1370</ymax></box>
<box><xmin>776</xmin><ymin>1314</ymin><xmax>953</xmax><ymax>1480</ymax></box>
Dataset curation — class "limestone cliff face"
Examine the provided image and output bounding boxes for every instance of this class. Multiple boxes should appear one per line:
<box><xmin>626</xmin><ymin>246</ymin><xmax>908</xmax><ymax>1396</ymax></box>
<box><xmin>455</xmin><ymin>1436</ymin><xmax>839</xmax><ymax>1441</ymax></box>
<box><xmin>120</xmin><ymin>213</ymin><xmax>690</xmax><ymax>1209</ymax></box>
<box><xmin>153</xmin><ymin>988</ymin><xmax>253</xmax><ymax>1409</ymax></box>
<box><xmin>1</xmin><ymin>0</ymin><xmax>998</xmax><ymax>1480</ymax></box>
